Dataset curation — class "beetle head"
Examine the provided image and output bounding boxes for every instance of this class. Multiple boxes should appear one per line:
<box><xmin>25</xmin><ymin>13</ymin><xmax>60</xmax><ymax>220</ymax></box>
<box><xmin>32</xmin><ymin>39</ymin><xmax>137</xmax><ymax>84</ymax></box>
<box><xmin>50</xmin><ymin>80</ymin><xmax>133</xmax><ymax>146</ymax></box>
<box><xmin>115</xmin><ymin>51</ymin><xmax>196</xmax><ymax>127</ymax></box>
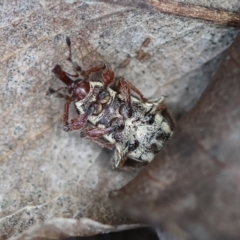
<box><xmin>52</xmin><ymin>64</ymin><xmax>90</xmax><ymax>101</ymax></box>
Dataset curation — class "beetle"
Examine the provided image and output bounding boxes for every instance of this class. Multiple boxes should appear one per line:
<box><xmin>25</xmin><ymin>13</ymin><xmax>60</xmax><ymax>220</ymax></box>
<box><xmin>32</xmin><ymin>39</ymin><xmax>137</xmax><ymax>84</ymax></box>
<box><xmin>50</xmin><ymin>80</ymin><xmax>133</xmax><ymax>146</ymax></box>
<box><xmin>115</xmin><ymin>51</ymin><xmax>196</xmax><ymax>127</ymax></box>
<box><xmin>50</xmin><ymin>37</ymin><xmax>174</xmax><ymax>169</ymax></box>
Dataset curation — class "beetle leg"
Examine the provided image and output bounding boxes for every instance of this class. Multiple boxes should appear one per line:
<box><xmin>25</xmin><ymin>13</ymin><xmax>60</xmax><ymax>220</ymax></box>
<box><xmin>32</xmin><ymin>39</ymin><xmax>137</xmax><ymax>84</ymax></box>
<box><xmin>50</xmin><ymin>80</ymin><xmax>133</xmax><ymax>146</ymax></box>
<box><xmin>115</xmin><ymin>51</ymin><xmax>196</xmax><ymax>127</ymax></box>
<box><xmin>116</xmin><ymin>77</ymin><xmax>147</xmax><ymax>117</ymax></box>
<box><xmin>117</xmin><ymin>77</ymin><xmax>147</xmax><ymax>103</ymax></box>
<box><xmin>84</xmin><ymin>137</ymin><xmax>115</xmax><ymax>150</ymax></box>
<box><xmin>49</xmin><ymin>91</ymin><xmax>81</xmax><ymax>131</ymax></box>
<box><xmin>80</xmin><ymin>126</ymin><xmax>113</xmax><ymax>139</ymax></box>
<box><xmin>52</xmin><ymin>65</ymin><xmax>74</xmax><ymax>86</ymax></box>
<box><xmin>101</xmin><ymin>64</ymin><xmax>115</xmax><ymax>87</ymax></box>
<box><xmin>111</xmin><ymin>147</ymin><xmax>128</xmax><ymax>169</ymax></box>
<box><xmin>63</xmin><ymin>98</ymin><xmax>90</xmax><ymax>132</ymax></box>
<box><xmin>63</xmin><ymin>113</ymin><xmax>89</xmax><ymax>132</ymax></box>
<box><xmin>62</xmin><ymin>95</ymin><xmax>75</xmax><ymax>123</ymax></box>
<box><xmin>80</xmin><ymin>126</ymin><xmax>115</xmax><ymax>149</ymax></box>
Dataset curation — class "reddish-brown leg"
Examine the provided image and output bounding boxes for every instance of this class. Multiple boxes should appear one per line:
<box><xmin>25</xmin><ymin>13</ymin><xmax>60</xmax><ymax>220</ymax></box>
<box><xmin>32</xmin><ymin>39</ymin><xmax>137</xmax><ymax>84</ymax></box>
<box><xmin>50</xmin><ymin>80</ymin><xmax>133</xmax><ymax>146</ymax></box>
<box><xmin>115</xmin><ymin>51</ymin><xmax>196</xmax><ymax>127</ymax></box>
<box><xmin>55</xmin><ymin>94</ymin><xmax>87</xmax><ymax>132</ymax></box>
<box><xmin>80</xmin><ymin>126</ymin><xmax>114</xmax><ymax>148</ymax></box>
<box><xmin>62</xmin><ymin>94</ymin><xmax>89</xmax><ymax>132</ymax></box>
<box><xmin>63</xmin><ymin>98</ymin><xmax>73</xmax><ymax>125</ymax></box>
<box><xmin>52</xmin><ymin>65</ymin><xmax>75</xmax><ymax>86</ymax></box>
<box><xmin>63</xmin><ymin>113</ymin><xmax>89</xmax><ymax>132</ymax></box>
<box><xmin>80</xmin><ymin>126</ymin><xmax>116</xmax><ymax>149</ymax></box>
<box><xmin>116</xmin><ymin>77</ymin><xmax>131</xmax><ymax>109</ymax></box>
<box><xmin>117</xmin><ymin>77</ymin><xmax>147</xmax><ymax>103</ymax></box>
<box><xmin>80</xmin><ymin>126</ymin><xmax>113</xmax><ymax>139</ymax></box>
<box><xmin>101</xmin><ymin>64</ymin><xmax>115</xmax><ymax>87</ymax></box>
<box><xmin>116</xmin><ymin>77</ymin><xmax>147</xmax><ymax>117</ymax></box>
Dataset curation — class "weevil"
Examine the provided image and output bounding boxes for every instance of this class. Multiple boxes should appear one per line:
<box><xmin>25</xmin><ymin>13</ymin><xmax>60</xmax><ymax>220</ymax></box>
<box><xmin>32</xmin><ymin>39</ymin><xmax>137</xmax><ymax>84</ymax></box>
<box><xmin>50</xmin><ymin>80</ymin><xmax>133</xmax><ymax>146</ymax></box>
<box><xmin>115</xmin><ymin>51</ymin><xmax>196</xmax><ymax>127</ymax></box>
<box><xmin>50</xmin><ymin>37</ymin><xmax>174</xmax><ymax>169</ymax></box>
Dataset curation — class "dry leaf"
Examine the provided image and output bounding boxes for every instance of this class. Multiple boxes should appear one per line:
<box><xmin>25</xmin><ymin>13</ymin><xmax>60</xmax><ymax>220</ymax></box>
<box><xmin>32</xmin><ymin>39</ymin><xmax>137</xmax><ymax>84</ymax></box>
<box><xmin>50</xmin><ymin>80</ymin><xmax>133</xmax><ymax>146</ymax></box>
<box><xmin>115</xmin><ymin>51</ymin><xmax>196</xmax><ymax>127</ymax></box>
<box><xmin>0</xmin><ymin>0</ymin><xmax>239</xmax><ymax>239</ymax></box>
<box><xmin>11</xmin><ymin>218</ymin><xmax>144</xmax><ymax>240</ymax></box>
<box><xmin>111</xmin><ymin>33</ymin><xmax>240</xmax><ymax>240</ymax></box>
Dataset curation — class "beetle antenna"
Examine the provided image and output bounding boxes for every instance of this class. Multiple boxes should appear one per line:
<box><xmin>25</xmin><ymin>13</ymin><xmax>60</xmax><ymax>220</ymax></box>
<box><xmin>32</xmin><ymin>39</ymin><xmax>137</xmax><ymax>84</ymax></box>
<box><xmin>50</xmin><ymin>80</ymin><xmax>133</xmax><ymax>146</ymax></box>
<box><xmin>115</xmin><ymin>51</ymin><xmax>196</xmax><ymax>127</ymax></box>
<box><xmin>66</xmin><ymin>36</ymin><xmax>73</xmax><ymax>62</ymax></box>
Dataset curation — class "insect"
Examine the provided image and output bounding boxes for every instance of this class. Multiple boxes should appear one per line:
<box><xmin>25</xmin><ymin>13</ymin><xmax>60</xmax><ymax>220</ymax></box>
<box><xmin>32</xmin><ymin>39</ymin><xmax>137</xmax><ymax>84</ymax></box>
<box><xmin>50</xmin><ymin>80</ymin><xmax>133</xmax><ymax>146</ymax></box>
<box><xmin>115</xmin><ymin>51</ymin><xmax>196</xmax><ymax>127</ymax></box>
<box><xmin>50</xmin><ymin>37</ymin><xmax>174</xmax><ymax>169</ymax></box>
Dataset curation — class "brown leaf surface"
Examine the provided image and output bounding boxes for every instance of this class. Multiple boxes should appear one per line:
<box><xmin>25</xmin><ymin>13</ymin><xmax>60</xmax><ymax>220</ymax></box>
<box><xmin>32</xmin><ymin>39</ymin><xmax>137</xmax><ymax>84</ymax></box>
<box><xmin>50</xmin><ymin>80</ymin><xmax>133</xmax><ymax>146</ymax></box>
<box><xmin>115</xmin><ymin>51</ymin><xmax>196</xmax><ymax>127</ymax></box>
<box><xmin>111</xmin><ymin>33</ymin><xmax>240</xmax><ymax>240</ymax></box>
<box><xmin>0</xmin><ymin>0</ymin><xmax>239</xmax><ymax>239</ymax></box>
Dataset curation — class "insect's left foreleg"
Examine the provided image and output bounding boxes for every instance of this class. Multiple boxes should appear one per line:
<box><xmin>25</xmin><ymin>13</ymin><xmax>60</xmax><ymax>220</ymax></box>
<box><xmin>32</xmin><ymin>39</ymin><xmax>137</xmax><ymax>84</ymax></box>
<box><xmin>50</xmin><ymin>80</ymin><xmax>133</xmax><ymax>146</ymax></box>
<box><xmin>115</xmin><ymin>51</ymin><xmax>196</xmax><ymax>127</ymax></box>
<box><xmin>63</xmin><ymin>112</ymin><xmax>89</xmax><ymax>132</ymax></box>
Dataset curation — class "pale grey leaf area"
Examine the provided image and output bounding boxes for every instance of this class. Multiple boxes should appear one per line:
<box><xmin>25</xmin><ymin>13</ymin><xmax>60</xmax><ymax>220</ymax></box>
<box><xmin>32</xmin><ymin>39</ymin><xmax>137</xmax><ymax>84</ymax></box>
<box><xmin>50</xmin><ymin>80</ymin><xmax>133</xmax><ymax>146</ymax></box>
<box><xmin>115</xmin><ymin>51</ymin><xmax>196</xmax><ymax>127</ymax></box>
<box><xmin>10</xmin><ymin>218</ymin><xmax>144</xmax><ymax>240</ymax></box>
<box><xmin>0</xmin><ymin>0</ymin><xmax>239</xmax><ymax>239</ymax></box>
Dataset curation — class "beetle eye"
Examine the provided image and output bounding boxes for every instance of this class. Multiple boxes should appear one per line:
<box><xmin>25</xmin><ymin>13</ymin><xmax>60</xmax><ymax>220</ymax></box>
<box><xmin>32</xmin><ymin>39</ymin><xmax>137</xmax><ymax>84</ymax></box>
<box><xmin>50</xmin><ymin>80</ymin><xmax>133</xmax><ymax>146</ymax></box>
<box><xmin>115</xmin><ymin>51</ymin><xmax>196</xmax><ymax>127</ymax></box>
<box><xmin>97</xmin><ymin>90</ymin><xmax>110</xmax><ymax>104</ymax></box>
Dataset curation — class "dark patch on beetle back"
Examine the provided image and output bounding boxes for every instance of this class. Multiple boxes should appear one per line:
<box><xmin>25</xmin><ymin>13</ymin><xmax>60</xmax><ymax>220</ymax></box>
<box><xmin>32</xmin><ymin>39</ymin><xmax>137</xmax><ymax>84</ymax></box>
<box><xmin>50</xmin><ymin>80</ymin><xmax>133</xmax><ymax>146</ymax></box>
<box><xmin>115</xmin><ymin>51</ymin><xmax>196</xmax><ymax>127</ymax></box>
<box><xmin>128</xmin><ymin>139</ymin><xmax>139</xmax><ymax>152</ymax></box>
<box><xmin>156</xmin><ymin>129</ymin><xmax>171</xmax><ymax>142</ymax></box>
<box><xmin>151</xmin><ymin>143</ymin><xmax>159</xmax><ymax>154</ymax></box>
